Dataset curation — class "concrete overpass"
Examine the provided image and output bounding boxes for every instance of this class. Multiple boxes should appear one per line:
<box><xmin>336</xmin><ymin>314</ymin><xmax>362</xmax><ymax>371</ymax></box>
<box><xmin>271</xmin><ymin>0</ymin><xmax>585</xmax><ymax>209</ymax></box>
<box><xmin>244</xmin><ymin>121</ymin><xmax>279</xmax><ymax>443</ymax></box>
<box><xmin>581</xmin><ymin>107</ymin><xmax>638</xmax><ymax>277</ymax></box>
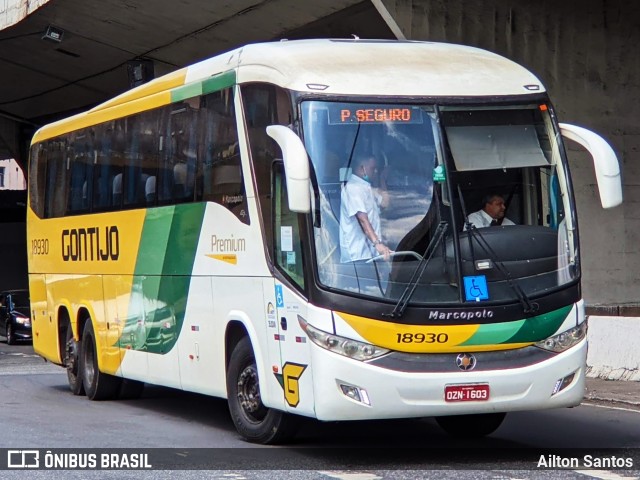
<box><xmin>0</xmin><ymin>0</ymin><xmax>638</xmax><ymax>307</ymax></box>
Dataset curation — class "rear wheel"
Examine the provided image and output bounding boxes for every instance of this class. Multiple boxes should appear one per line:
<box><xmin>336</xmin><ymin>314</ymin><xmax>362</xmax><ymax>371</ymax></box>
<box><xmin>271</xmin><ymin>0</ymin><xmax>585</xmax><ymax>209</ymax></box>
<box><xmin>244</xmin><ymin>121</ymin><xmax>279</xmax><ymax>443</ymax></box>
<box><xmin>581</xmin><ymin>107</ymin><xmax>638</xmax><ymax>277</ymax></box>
<box><xmin>436</xmin><ymin>412</ymin><xmax>507</xmax><ymax>437</ymax></box>
<box><xmin>6</xmin><ymin>323</ymin><xmax>15</xmax><ymax>345</ymax></box>
<box><xmin>226</xmin><ymin>337</ymin><xmax>299</xmax><ymax>444</ymax></box>
<box><xmin>64</xmin><ymin>323</ymin><xmax>84</xmax><ymax>395</ymax></box>
<box><xmin>81</xmin><ymin>320</ymin><xmax>121</xmax><ymax>400</ymax></box>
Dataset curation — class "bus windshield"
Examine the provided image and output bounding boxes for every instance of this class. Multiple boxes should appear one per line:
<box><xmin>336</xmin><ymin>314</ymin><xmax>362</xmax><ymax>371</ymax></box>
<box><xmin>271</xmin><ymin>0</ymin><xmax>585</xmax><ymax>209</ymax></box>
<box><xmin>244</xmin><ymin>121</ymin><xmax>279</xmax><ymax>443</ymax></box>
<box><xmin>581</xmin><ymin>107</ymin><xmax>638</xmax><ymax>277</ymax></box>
<box><xmin>301</xmin><ymin>100</ymin><xmax>578</xmax><ymax>306</ymax></box>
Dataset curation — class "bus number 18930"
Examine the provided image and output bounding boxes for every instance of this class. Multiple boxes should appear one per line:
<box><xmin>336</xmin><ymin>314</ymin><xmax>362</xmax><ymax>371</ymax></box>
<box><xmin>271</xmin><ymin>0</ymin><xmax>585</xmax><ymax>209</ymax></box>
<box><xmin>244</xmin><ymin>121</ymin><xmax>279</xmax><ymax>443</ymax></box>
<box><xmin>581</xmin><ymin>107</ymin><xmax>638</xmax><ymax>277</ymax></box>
<box><xmin>396</xmin><ymin>333</ymin><xmax>448</xmax><ymax>344</ymax></box>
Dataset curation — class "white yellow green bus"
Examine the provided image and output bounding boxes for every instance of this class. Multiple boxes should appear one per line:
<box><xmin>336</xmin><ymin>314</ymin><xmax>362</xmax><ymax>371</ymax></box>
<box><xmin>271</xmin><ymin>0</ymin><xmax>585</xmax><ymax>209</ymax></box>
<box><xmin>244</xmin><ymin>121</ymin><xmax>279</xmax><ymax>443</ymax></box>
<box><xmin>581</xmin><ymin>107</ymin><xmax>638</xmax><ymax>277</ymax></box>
<box><xmin>27</xmin><ymin>39</ymin><xmax>622</xmax><ymax>443</ymax></box>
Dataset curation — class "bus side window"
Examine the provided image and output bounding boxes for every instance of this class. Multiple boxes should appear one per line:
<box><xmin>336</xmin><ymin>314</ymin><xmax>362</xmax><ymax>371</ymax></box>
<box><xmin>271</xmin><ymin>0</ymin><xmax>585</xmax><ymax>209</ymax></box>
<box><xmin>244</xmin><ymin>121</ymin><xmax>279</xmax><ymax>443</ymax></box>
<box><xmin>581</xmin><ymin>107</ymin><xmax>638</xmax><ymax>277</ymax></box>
<box><xmin>67</xmin><ymin>130</ymin><xmax>94</xmax><ymax>215</ymax></box>
<box><xmin>124</xmin><ymin>112</ymin><xmax>158</xmax><ymax>208</ymax></box>
<box><xmin>93</xmin><ymin>122</ymin><xmax>124</xmax><ymax>211</ymax></box>
<box><xmin>29</xmin><ymin>144</ymin><xmax>47</xmax><ymax>218</ymax></box>
<box><xmin>273</xmin><ymin>162</ymin><xmax>305</xmax><ymax>290</ymax></box>
<box><xmin>241</xmin><ymin>83</ymin><xmax>293</xmax><ymax>248</ymax></box>
<box><xmin>197</xmin><ymin>88</ymin><xmax>247</xmax><ymax>223</ymax></box>
<box><xmin>45</xmin><ymin>139</ymin><xmax>69</xmax><ymax>218</ymax></box>
<box><xmin>158</xmin><ymin>100</ymin><xmax>198</xmax><ymax>204</ymax></box>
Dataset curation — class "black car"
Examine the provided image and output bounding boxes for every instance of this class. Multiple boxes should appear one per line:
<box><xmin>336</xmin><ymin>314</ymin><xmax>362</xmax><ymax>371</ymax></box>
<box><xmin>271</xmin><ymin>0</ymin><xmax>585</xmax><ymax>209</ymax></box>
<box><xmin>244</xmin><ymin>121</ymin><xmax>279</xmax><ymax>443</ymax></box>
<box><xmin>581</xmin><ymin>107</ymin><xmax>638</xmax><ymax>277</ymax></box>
<box><xmin>0</xmin><ymin>289</ymin><xmax>31</xmax><ymax>344</ymax></box>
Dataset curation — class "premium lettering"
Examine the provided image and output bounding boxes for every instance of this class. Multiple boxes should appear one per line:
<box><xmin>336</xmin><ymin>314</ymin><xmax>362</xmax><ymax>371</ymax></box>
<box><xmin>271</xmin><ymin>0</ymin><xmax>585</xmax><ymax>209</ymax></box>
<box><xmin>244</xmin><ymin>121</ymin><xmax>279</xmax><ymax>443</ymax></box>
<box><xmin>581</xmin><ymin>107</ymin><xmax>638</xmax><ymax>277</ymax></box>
<box><xmin>211</xmin><ymin>235</ymin><xmax>245</xmax><ymax>252</ymax></box>
<box><xmin>62</xmin><ymin>226</ymin><xmax>120</xmax><ymax>261</ymax></box>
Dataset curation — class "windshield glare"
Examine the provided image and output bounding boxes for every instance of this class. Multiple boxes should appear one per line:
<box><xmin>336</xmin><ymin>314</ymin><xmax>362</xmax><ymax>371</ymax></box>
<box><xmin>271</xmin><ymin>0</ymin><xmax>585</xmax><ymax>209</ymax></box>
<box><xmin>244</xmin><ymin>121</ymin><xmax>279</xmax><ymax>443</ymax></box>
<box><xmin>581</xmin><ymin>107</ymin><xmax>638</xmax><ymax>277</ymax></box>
<box><xmin>301</xmin><ymin>100</ymin><xmax>578</xmax><ymax>306</ymax></box>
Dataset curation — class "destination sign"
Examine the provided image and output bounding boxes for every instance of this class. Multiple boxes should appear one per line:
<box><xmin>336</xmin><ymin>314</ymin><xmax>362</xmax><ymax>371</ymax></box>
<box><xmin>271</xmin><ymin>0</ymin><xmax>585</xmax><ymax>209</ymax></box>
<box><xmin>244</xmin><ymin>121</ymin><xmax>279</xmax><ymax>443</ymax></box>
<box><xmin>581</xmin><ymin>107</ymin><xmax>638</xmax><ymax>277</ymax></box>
<box><xmin>328</xmin><ymin>104</ymin><xmax>423</xmax><ymax>125</ymax></box>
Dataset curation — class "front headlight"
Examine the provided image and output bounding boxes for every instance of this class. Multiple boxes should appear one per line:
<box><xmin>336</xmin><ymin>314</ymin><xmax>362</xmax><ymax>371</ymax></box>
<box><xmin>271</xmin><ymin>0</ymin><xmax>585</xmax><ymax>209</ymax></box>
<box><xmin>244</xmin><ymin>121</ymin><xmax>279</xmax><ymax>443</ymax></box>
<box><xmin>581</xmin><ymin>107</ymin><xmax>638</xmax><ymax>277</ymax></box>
<box><xmin>535</xmin><ymin>321</ymin><xmax>587</xmax><ymax>353</ymax></box>
<box><xmin>14</xmin><ymin>316</ymin><xmax>30</xmax><ymax>325</ymax></box>
<box><xmin>298</xmin><ymin>316</ymin><xmax>389</xmax><ymax>361</ymax></box>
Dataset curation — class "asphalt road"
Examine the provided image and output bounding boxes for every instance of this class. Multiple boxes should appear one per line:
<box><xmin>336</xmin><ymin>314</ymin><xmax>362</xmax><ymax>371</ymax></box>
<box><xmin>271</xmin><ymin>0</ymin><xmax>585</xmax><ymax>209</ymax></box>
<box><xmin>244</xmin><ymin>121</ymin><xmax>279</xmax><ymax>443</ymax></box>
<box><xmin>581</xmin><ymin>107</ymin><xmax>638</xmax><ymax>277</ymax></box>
<box><xmin>1</xmin><ymin>340</ymin><xmax>639</xmax><ymax>479</ymax></box>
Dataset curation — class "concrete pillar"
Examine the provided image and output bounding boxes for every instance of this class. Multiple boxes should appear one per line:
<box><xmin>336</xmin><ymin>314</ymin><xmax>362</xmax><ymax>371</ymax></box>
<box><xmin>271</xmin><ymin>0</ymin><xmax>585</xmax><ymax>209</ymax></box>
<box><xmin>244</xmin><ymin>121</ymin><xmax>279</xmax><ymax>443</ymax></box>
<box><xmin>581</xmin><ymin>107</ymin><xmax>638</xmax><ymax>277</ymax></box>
<box><xmin>0</xmin><ymin>117</ymin><xmax>19</xmax><ymax>161</ymax></box>
<box><xmin>376</xmin><ymin>0</ymin><xmax>640</xmax><ymax>306</ymax></box>
<box><xmin>0</xmin><ymin>0</ymin><xmax>50</xmax><ymax>30</ymax></box>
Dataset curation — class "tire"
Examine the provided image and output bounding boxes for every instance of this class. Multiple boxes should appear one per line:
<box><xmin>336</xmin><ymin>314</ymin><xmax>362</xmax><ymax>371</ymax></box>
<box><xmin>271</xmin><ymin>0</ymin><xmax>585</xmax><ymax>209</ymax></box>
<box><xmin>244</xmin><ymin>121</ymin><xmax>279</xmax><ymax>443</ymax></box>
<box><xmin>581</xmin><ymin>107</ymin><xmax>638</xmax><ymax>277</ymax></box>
<box><xmin>436</xmin><ymin>412</ymin><xmax>507</xmax><ymax>437</ymax></box>
<box><xmin>226</xmin><ymin>337</ymin><xmax>299</xmax><ymax>444</ymax></box>
<box><xmin>118</xmin><ymin>379</ymin><xmax>145</xmax><ymax>400</ymax></box>
<box><xmin>64</xmin><ymin>323</ymin><xmax>85</xmax><ymax>396</ymax></box>
<box><xmin>6</xmin><ymin>323</ymin><xmax>15</xmax><ymax>345</ymax></box>
<box><xmin>80</xmin><ymin>320</ymin><xmax>121</xmax><ymax>400</ymax></box>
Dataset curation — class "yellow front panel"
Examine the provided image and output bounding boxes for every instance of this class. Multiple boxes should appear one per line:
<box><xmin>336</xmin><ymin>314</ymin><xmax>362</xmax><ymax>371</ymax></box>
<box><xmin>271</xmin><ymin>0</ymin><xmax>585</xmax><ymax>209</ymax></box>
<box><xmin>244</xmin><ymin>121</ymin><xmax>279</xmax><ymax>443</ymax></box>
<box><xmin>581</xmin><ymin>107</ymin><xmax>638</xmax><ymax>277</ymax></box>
<box><xmin>27</xmin><ymin>207</ymin><xmax>146</xmax><ymax>275</ymax></box>
<box><xmin>29</xmin><ymin>273</ymin><xmax>60</xmax><ymax>363</ymax></box>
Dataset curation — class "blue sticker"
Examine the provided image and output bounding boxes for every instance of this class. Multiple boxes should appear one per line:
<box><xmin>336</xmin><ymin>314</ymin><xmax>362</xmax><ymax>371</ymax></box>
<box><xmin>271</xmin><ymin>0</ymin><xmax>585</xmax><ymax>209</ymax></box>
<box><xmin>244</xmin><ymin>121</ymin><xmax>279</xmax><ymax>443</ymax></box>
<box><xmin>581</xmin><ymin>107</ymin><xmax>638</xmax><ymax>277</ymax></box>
<box><xmin>275</xmin><ymin>285</ymin><xmax>284</xmax><ymax>308</ymax></box>
<box><xmin>464</xmin><ymin>275</ymin><xmax>489</xmax><ymax>301</ymax></box>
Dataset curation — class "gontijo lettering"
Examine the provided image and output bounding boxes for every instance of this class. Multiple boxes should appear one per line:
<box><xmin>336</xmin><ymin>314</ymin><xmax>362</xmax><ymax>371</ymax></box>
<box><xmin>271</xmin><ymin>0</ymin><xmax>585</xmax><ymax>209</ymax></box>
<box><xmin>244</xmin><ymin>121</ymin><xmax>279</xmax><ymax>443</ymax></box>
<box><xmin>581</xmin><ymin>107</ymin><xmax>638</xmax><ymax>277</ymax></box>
<box><xmin>62</xmin><ymin>226</ymin><xmax>119</xmax><ymax>261</ymax></box>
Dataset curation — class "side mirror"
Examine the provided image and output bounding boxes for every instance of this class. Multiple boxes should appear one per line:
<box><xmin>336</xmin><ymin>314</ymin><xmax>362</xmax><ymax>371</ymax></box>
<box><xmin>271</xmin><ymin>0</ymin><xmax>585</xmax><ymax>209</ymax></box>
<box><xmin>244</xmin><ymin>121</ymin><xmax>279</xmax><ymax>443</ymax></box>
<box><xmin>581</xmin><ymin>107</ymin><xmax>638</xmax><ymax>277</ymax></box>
<box><xmin>559</xmin><ymin>123</ymin><xmax>622</xmax><ymax>209</ymax></box>
<box><xmin>266</xmin><ymin>125</ymin><xmax>311</xmax><ymax>213</ymax></box>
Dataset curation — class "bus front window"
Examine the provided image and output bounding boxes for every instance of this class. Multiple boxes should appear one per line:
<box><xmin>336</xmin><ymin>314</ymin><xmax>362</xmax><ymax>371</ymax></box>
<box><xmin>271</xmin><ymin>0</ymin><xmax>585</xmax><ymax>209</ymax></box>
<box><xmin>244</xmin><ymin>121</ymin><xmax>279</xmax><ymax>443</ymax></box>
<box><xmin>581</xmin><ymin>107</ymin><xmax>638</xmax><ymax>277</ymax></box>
<box><xmin>302</xmin><ymin>101</ymin><xmax>579</xmax><ymax>308</ymax></box>
<box><xmin>442</xmin><ymin>104</ymin><xmax>579</xmax><ymax>304</ymax></box>
<box><xmin>301</xmin><ymin>101</ymin><xmax>458</xmax><ymax>303</ymax></box>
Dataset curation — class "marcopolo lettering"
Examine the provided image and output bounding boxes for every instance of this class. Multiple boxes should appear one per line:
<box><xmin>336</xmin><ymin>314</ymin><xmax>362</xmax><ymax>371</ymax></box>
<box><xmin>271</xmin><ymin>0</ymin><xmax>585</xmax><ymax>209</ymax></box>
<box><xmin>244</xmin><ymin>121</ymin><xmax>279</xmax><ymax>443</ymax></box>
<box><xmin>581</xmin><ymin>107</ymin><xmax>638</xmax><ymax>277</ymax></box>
<box><xmin>62</xmin><ymin>226</ymin><xmax>120</xmax><ymax>262</ymax></box>
<box><xmin>428</xmin><ymin>309</ymin><xmax>494</xmax><ymax>320</ymax></box>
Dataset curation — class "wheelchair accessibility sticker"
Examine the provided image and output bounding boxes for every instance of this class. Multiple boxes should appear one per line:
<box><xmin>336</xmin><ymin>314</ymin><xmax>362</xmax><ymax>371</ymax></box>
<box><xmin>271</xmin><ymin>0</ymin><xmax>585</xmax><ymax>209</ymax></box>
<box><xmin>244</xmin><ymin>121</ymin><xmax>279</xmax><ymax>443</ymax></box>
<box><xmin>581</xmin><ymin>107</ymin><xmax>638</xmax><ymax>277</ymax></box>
<box><xmin>275</xmin><ymin>285</ymin><xmax>284</xmax><ymax>308</ymax></box>
<box><xmin>464</xmin><ymin>275</ymin><xmax>489</xmax><ymax>301</ymax></box>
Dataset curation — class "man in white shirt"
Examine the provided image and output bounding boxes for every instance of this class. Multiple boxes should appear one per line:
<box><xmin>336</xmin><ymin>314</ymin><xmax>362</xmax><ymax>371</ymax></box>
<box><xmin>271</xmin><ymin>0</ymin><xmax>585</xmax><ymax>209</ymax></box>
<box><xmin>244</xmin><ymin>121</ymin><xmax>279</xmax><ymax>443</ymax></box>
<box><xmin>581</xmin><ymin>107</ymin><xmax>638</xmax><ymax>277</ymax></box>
<box><xmin>340</xmin><ymin>155</ymin><xmax>391</xmax><ymax>262</ymax></box>
<box><xmin>465</xmin><ymin>193</ymin><xmax>515</xmax><ymax>229</ymax></box>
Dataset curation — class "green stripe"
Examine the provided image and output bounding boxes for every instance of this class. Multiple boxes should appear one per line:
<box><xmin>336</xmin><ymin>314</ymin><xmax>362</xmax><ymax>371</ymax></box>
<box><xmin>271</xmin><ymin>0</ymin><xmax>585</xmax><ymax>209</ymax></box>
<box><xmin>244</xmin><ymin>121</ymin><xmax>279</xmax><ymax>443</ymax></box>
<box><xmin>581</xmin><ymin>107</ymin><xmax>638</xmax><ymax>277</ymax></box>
<box><xmin>119</xmin><ymin>203</ymin><xmax>207</xmax><ymax>354</ymax></box>
<box><xmin>171</xmin><ymin>82</ymin><xmax>203</xmax><ymax>103</ymax></box>
<box><xmin>460</xmin><ymin>305</ymin><xmax>572</xmax><ymax>346</ymax></box>
<box><xmin>169</xmin><ymin>70</ymin><xmax>236</xmax><ymax>103</ymax></box>
<box><xmin>460</xmin><ymin>319</ymin><xmax>525</xmax><ymax>346</ymax></box>
<box><xmin>202</xmin><ymin>70</ymin><xmax>236</xmax><ymax>95</ymax></box>
<box><xmin>506</xmin><ymin>305</ymin><xmax>572</xmax><ymax>343</ymax></box>
<box><xmin>134</xmin><ymin>206</ymin><xmax>174</xmax><ymax>274</ymax></box>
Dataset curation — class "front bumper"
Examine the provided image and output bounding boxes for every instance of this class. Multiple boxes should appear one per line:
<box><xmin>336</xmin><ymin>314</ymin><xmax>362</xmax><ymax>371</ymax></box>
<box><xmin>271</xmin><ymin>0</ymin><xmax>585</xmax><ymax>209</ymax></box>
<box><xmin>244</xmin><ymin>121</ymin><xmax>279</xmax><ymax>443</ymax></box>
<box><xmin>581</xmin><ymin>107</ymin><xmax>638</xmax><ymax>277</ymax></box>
<box><xmin>310</xmin><ymin>339</ymin><xmax>586</xmax><ymax>421</ymax></box>
<box><xmin>11</xmin><ymin>323</ymin><xmax>32</xmax><ymax>340</ymax></box>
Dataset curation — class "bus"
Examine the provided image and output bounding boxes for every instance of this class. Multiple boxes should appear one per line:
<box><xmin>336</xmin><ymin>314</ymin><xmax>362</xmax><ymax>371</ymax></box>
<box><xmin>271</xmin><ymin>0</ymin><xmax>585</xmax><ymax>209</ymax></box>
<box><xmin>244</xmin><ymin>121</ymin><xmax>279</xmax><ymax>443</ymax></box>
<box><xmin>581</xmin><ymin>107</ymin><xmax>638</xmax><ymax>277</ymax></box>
<box><xmin>27</xmin><ymin>39</ymin><xmax>622</xmax><ymax>444</ymax></box>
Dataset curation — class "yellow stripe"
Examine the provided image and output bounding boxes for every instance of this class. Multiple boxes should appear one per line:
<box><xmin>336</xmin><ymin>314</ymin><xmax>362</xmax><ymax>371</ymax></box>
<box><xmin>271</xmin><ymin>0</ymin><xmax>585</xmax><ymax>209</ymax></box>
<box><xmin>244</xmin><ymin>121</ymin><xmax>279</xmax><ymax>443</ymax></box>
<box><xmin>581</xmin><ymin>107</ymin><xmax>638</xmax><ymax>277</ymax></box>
<box><xmin>336</xmin><ymin>311</ymin><xmax>530</xmax><ymax>353</ymax></box>
<box><xmin>205</xmin><ymin>253</ymin><xmax>237</xmax><ymax>265</ymax></box>
<box><xmin>32</xmin><ymin>90</ymin><xmax>172</xmax><ymax>144</ymax></box>
<box><xmin>31</xmin><ymin>69</ymin><xmax>188</xmax><ymax>144</ymax></box>
<box><xmin>89</xmin><ymin>68</ymin><xmax>187</xmax><ymax>112</ymax></box>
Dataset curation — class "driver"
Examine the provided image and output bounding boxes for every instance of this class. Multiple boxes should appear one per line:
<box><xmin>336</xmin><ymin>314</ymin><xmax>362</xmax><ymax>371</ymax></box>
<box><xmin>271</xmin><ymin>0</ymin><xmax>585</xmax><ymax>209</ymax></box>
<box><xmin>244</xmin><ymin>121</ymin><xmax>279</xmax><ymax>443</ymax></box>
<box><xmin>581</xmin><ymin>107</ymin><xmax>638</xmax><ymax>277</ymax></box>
<box><xmin>465</xmin><ymin>193</ymin><xmax>515</xmax><ymax>229</ymax></box>
<box><xmin>339</xmin><ymin>154</ymin><xmax>391</xmax><ymax>262</ymax></box>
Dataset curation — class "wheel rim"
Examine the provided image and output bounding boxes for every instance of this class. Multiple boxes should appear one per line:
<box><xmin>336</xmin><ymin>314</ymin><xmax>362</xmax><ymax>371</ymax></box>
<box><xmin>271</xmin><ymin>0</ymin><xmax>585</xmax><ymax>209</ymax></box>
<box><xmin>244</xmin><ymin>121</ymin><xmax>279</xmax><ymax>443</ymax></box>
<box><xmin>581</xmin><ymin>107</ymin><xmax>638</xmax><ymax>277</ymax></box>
<box><xmin>236</xmin><ymin>364</ymin><xmax>267</xmax><ymax>423</ymax></box>
<box><xmin>65</xmin><ymin>334</ymin><xmax>78</xmax><ymax>375</ymax></box>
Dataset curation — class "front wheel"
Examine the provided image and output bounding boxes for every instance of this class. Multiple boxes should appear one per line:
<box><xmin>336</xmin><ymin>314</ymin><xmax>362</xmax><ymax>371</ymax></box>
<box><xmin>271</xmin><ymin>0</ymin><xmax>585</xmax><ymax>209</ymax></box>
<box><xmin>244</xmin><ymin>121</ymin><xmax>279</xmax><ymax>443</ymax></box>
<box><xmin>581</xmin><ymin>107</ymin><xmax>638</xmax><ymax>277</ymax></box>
<box><xmin>436</xmin><ymin>412</ymin><xmax>506</xmax><ymax>437</ymax></box>
<box><xmin>226</xmin><ymin>337</ymin><xmax>299</xmax><ymax>444</ymax></box>
<box><xmin>80</xmin><ymin>320</ymin><xmax>121</xmax><ymax>400</ymax></box>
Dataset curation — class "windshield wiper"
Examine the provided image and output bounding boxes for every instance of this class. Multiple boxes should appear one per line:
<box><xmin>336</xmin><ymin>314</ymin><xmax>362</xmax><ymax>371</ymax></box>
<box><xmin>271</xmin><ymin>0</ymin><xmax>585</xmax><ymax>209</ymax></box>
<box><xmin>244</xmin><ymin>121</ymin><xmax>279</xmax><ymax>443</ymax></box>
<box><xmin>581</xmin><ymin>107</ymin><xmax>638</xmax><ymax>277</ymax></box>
<box><xmin>384</xmin><ymin>221</ymin><xmax>448</xmax><ymax>319</ymax></box>
<box><xmin>464</xmin><ymin>224</ymin><xmax>539</xmax><ymax>314</ymax></box>
<box><xmin>457</xmin><ymin>186</ymin><xmax>539</xmax><ymax>314</ymax></box>
<box><xmin>342</xmin><ymin>121</ymin><xmax>362</xmax><ymax>185</ymax></box>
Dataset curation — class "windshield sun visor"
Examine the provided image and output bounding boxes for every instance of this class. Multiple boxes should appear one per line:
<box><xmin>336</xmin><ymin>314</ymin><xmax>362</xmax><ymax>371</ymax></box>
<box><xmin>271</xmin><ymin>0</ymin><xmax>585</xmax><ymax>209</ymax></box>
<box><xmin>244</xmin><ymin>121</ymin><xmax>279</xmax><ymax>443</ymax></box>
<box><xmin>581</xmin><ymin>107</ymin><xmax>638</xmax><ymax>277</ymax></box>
<box><xmin>447</xmin><ymin>125</ymin><xmax>550</xmax><ymax>171</ymax></box>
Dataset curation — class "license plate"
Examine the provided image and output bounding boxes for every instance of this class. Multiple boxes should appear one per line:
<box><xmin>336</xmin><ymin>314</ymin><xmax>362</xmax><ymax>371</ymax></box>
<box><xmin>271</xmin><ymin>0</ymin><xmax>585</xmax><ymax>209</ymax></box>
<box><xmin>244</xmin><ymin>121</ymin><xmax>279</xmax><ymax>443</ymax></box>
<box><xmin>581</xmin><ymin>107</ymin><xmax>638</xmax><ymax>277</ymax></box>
<box><xmin>444</xmin><ymin>384</ymin><xmax>490</xmax><ymax>402</ymax></box>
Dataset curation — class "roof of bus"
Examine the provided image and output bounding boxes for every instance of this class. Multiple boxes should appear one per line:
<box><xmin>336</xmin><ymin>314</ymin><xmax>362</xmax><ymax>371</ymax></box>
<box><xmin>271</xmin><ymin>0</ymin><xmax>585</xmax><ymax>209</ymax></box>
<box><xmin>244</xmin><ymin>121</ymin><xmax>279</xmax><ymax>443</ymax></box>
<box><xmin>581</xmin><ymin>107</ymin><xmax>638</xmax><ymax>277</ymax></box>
<box><xmin>32</xmin><ymin>39</ymin><xmax>545</xmax><ymax>144</ymax></box>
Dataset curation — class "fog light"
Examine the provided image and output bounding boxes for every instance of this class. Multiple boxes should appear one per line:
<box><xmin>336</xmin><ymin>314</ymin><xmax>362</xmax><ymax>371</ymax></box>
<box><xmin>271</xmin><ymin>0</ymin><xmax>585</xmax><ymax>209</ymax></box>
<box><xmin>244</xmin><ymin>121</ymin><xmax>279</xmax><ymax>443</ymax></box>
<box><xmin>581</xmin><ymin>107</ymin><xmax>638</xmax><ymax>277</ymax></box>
<box><xmin>475</xmin><ymin>259</ymin><xmax>493</xmax><ymax>270</ymax></box>
<box><xmin>339</xmin><ymin>382</ymin><xmax>371</xmax><ymax>406</ymax></box>
<box><xmin>552</xmin><ymin>371</ymin><xmax>577</xmax><ymax>396</ymax></box>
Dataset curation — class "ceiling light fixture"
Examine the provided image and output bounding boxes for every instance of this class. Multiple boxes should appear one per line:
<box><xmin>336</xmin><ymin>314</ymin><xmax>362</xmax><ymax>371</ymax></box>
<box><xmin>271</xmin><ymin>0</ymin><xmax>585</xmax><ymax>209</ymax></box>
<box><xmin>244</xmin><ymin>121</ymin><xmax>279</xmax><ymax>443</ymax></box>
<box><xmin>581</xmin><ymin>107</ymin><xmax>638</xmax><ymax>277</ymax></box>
<box><xmin>42</xmin><ymin>25</ymin><xmax>64</xmax><ymax>43</ymax></box>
